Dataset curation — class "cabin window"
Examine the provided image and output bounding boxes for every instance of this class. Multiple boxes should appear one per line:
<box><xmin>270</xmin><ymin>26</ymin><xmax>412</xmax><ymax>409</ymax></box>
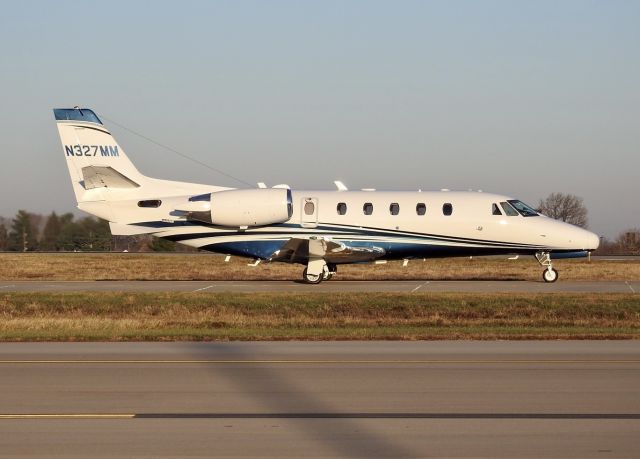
<box><xmin>500</xmin><ymin>201</ymin><xmax>519</xmax><ymax>216</ymax></box>
<box><xmin>416</xmin><ymin>203</ymin><xmax>426</xmax><ymax>216</ymax></box>
<box><xmin>304</xmin><ymin>201</ymin><xmax>315</xmax><ymax>215</ymax></box>
<box><xmin>137</xmin><ymin>200</ymin><xmax>162</xmax><ymax>208</ymax></box>
<box><xmin>389</xmin><ymin>203</ymin><xmax>400</xmax><ymax>215</ymax></box>
<box><xmin>442</xmin><ymin>203</ymin><xmax>453</xmax><ymax>216</ymax></box>
<box><xmin>337</xmin><ymin>202</ymin><xmax>347</xmax><ymax>215</ymax></box>
<box><xmin>363</xmin><ymin>202</ymin><xmax>373</xmax><ymax>215</ymax></box>
<box><xmin>492</xmin><ymin>203</ymin><xmax>502</xmax><ymax>215</ymax></box>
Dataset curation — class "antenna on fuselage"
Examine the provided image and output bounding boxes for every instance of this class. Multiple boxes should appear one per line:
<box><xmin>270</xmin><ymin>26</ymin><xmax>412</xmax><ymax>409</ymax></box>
<box><xmin>334</xmin><ymin>181</ymin><xmax>348</xmax><ymax>191</ymax></box>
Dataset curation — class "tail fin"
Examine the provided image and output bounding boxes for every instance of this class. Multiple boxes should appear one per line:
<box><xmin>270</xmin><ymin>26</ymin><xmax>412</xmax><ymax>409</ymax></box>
<box><xmin>54</xmin><ymin>107</ymin><xmax>229</xmax><ymax>227</ymax></box>
<box><xmin>53</xmin><ymin>108</ymin><xmax>148</xmax><ymax>203</ymax></box>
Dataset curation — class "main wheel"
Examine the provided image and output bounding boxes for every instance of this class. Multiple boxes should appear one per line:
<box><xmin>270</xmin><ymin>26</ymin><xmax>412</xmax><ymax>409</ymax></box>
<box><xmin>542</xmin><ymin>268</ymin><xmax>558</xmax><ymax>283</ymax></box>
<box><xmin>303</xmin><ymin>268</ymin><xmax>323</xmax><ymax>284</ymax></box>
<box><xmin>322</xmin><ymin>264</ymin><xmax>336</xmax><ymax>281</ymax></box>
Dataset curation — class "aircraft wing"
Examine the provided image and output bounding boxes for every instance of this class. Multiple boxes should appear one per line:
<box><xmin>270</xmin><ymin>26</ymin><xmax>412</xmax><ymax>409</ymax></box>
<box><xmin>269</xmin><ymin>237</ymin><xmax>385</xmax><ymax>264</ymax></box>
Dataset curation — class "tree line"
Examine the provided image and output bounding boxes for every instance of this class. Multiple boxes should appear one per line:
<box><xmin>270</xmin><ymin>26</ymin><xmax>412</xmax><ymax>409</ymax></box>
<box><xmin>0</xmin><ymin>210</ymin><xmax>184</xmax><ymax>252</ymax></box>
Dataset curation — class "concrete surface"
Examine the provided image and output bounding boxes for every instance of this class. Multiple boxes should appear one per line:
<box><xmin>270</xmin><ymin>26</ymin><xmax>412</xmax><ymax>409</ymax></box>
<box><xmin>0</xmin><ymin>341</ymin><xmax>638</xmax><ymax>457</ymax></box>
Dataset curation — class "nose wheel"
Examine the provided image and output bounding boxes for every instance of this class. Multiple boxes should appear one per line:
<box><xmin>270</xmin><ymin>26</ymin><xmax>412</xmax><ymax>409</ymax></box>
<box><xmin>535</xmin><ymin>252</ymin><xmax>559</xmax><ymax>283</ymax></box>
<box><xmin>542</xmin><ymin>267</ymin><xmax>558</xmax><ymax>283</ymax></box>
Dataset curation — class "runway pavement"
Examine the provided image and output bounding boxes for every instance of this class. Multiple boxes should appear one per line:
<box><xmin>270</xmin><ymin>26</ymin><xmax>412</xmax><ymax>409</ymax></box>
<box><xmin>0</xmin><ymin>341</ymin><xmax>639</xmax><ymax>457</ymax></box>
<box><xmin>0</xmin><ymin>279</ymin><xmax>638</xmax><ymax>293</ymax></box>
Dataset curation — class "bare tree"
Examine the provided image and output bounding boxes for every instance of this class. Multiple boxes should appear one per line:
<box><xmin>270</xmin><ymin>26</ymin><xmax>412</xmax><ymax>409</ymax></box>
<box><xmin>537</xmin><ymin>193</ymin><xmax>588</xmax><ymax>228</ymax></box>
<box><xmin>616</xmin><ymin>228</ymin><xmax>640</xmax><ymax>255</ymax></box>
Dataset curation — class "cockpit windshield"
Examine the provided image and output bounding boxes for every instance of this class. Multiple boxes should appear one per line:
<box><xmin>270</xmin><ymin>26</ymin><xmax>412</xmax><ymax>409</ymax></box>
<box><xmin>507</xmin><ymin>200</ymin><xmax>539</xmax><ymax>217</ymax></box>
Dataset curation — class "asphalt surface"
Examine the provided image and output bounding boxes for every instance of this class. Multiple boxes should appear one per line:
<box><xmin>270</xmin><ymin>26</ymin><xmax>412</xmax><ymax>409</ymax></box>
<box><xmin>0</xmin><ymin>341</ymin><xmax>639</xmax><ymax>457</ymax></box>
<box><xmin>0</xmin><ymin>279</ymin><xmax>638</xmax><ymax>293</ymax></box>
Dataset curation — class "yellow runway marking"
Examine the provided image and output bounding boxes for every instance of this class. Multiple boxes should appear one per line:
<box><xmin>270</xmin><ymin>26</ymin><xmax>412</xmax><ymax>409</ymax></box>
<box><xmin>0</xmin><ymin>359</ymin><xmax>638</xmax><ymax>364</ymax></box>
<box><xmin>0</xmin><ymin>414</ymin><xmax>134</xmax><ymax>419</ymax></box>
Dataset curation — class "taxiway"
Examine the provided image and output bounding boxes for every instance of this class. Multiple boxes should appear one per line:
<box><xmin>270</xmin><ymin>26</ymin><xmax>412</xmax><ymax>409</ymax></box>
<box><xmin>0</xmin><ymin>341</ymin><xmax>638</xmax><ymax>457</ymax></box>
<box><xmin>0</xmin><ymin>279</ymin><xmax>637</xmax><ymax>293</ymax></box>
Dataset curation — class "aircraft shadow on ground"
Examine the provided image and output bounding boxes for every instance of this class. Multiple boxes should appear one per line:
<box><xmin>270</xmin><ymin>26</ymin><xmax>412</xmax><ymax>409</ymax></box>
<box><xmin>185</xmin><ymin>342</ymin><xmax>417</xmax><ymax>457</ymax></box>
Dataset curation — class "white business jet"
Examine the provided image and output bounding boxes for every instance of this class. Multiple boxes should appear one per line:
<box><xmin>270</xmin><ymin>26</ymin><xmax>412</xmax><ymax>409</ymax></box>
<box><xmin>54</xmin><ymin>108</ymin><xmax>599</xmax><ymax>283</ymax></box>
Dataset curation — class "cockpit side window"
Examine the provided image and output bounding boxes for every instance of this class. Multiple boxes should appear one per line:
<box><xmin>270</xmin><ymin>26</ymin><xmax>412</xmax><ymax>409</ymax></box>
<box><xmin>500</xmin><ymin>201</ymin><xmax>519</xmax><ymax>216</ymax></box>
<box><xmin>507</xmin><ymin>200</ymin><xmax>539</xmax><ymax>217</ymax></box>
<box><xmin>492</xmin><ymin>203</ymin><xmax>502</xmax><ymax>215</ymax></box>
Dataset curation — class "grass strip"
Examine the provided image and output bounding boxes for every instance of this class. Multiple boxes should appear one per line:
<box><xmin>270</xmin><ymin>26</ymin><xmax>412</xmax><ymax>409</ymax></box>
<box><xmin>2</xmin><ymin>253</ymin><xmax>640</xmax><ymax>281</ymax></box>
<box><xmin>1</xmin><ymin>292</ymin><xmax>639</xmax><ymax>341</ymax></box>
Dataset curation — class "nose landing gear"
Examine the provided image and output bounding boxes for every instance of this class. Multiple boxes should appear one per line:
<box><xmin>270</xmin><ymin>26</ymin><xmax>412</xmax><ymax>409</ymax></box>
<box><xmin>535</xmin><ymin>251</ymin><xmax>558</xmax><ymax>283</ymax></box>
<box><xmin>542</xmin><ymin>267</ymin><xmax>558</xmax><ymax>283</ymax></box>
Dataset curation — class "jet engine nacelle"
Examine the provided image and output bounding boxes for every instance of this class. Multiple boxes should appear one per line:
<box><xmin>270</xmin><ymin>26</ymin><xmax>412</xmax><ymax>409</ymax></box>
<box><xmin>188</xmin><ymin>188</ymin><xmax>293</xmax><ymax>227</ymax></box>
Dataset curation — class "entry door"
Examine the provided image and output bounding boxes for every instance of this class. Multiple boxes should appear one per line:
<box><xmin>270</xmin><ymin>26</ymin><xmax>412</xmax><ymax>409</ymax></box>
<box><xmin>301</xmin><ymin>197</ymin><xmax>318</xmax><ymax>228</ymax></box>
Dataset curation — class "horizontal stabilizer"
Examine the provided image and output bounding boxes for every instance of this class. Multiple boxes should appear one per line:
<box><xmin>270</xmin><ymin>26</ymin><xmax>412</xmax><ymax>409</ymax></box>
<box><xmin>81</xmin><ymin>166</ymin><xmax>140</xmax><ymax>190</ymax></box>
<box><xmin>109</xmin><ymin>221</ymin><xmax>156</xmax><ymax>235</ymax></box>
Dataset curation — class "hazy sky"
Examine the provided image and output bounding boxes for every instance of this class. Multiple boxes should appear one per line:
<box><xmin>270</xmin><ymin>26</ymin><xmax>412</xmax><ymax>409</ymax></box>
<box><xmin>0</xmin><ymin>0</ymin><xmax>638</xmax><ymax>238</ymax></box>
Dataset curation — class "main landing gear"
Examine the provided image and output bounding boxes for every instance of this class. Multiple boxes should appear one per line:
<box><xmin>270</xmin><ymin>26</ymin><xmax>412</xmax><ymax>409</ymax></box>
<box><xmin>535</xmin><ymin>251</ymin><xmax>558</xmax><ymax>283</ymax></box>
<box><xmin>323</xmin><ymin>263</ymin><xmax>337</xmax><ymax>281</ymax></box>
<box><xmin>302</xmin><ymin>260</ymin><xmax>337</xmax><ymax>284</ymax></box>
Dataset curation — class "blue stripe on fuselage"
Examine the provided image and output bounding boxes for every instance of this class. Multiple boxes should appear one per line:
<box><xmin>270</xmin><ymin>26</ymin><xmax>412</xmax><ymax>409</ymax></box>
<box><xmin>195</xmin><ymin>239</ymin><xmax>539</xmax><ymax>262</ymax></box>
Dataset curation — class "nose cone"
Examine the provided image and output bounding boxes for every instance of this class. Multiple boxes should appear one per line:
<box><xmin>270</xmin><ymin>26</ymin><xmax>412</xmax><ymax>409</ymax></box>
<box><xmin>569</xmin><ymin>225</ymin><xmax>600</xmax><ymax>251</ymax></box>
<box><xmin>543</xmin><ymin>219</ymin><xmax>600</xmax><ymax>251</ymax></box>
<box><xmin>583</xmin><ymin>229</ymin><xmax>600</xmax><ymax>251</ymax></box>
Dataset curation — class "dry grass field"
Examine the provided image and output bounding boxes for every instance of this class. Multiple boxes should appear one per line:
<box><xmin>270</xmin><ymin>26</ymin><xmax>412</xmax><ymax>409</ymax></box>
<box><xmin>1</xmin><ymin>254</ymin><xmax>638</xmax><ymax>341</ymax></box>
<box><xmin>1</xmin><ymin>253</ymin><xmax>639</xmax><ymax>281</ymax></box>
<box><xmin>1</xmin><ymin>292</ymin><xmax>638</xmax><ymax>341</ymax></box>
